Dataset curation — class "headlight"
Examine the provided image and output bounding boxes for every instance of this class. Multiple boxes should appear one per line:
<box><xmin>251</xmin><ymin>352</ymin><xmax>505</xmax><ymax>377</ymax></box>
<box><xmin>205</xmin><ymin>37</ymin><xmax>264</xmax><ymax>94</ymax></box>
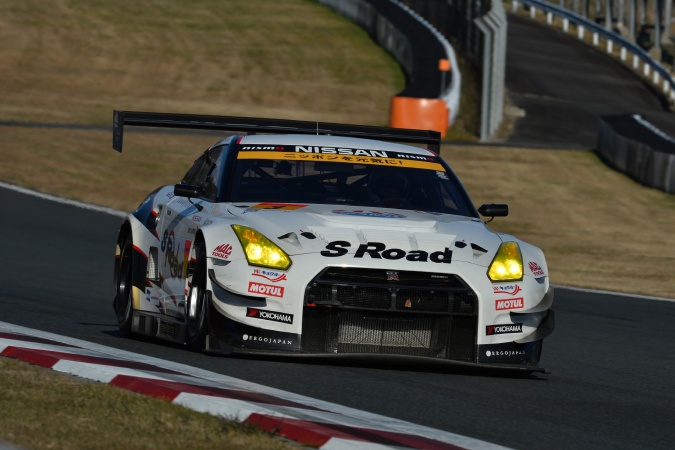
<box><xmin>487</xmin><ymin>242</ymin><xmax>523</xmax><ymax>282</ymax></box>
<box><xmin>232</xmin><ymin>224</ymin><xmax>291</xmax><ymax>270</ymax></box>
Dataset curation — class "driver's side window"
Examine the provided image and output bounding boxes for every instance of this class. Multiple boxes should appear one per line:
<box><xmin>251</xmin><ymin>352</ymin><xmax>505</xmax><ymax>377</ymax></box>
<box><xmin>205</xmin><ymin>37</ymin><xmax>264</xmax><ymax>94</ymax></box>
<box><xmin>181</xmin><ymin>147</ymin><xmax>223</xmax><ymax>201</ymax></box>
<box><xmin>182</xmin><ymin>152</ymin><xmax>209</xmax><ymax>186</ymax></box>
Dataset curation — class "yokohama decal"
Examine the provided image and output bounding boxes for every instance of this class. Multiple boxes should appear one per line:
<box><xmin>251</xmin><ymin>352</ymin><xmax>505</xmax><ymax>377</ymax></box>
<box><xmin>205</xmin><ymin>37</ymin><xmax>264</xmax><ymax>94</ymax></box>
<box><xmin>248</xmin><ymin>282</ymin><xmax>284</xmax><ymax>298</ymax></box>
<box><xmin>486</xmin><ymin>324</ymin><xmax>523</xmax><ymax>335</ymax></box>
<box><xmin>495</xmin><ymin>297</ymin><xmax>524</xmax><ymax>311</ymax></box>
<box><xmin>247</xmin><ymin>308</ymin><xmax>293</xmax><ymax>324</ymax></box>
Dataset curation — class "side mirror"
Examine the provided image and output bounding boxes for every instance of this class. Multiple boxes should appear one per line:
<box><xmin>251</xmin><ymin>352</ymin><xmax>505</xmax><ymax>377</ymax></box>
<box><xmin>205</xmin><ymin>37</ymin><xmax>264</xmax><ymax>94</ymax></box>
<box><xmin>174</xmin><ymin>184</ymin><xmax>204</xmax><ymax>199</ymax></box>
<box><xmin>478</xmin><ymin>204</ymin><xmax>508</xmax><ymax>222</ymax></box>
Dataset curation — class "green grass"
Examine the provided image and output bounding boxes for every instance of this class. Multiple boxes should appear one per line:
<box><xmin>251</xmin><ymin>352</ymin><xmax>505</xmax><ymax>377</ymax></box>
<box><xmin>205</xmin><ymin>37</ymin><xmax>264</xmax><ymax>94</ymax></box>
<box><xmin>0</xmin><ymin>359</ymin><xmax>296</xmax><ymax>450</ymax></box>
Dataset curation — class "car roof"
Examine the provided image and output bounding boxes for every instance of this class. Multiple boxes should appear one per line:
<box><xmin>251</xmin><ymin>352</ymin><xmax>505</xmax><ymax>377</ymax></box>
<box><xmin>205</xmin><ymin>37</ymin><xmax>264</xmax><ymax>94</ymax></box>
<box><xmin>235</xmin><ymin>133</ymin><xmax>436</xmax><ymax>157</ymax></box>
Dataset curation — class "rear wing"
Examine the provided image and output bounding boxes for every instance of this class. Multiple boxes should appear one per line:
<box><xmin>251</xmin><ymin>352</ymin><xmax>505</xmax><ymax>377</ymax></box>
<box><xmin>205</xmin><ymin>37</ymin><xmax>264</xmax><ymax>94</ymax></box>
<box><xmin>112</xmin><ymin>110</ymin><xmax>441</xmax><ymax>152</ymax></box>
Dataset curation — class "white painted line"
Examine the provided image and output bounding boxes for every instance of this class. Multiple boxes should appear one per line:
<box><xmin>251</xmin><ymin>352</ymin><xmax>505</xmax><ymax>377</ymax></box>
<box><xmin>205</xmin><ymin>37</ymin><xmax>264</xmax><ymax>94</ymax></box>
<box><xmin>0</xmin><ymin>181</ymin><xmax>126</xmax><ymax>218</ymax></box>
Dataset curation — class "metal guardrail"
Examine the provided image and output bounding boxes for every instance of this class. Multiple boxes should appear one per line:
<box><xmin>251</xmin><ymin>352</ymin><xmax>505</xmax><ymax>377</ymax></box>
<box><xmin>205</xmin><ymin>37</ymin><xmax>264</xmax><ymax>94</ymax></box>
<box><xmin>391</xmin><ymin>0</ymin><xmax>462</xmax><ymax>125</ymax></box>
<box><xmin>401</xmin><ymin>0</ymin><xmax>508</xmax><ymax>141</ymax></box>
<box><xmin>512</xmin><ymin>0</ymin><xmax>675</xmax><ymax>102</ymax></box>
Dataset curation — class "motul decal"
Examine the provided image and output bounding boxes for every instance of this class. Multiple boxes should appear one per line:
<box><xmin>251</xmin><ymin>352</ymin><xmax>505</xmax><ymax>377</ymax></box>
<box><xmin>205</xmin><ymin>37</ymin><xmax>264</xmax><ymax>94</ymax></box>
<box><xmin>486</xmin><ymin>323</ymin><xmax>523</xmax><ymax>335</ymax></box>
<box><xmin>528</xmin><ymin>262</ymin><xmax>545</xmax><ymax>276</ymax></box>
<box><xmin>495</xmin><ymin>297</ymin><xmax>524</xmax><ymax>311</ymax></box>
<box><xmin>246</xmin><ymin>308</ymin><xmax>293</xmax><ymax>324</ymax></box>
<box><xmin>212</xmin><ymin>244</ymin><xmax>232</xmax><ymax>259</ymax></box>
<box><xmin>248</xmin><ymin>282</ymin><xmax>284</xmax><ymax>298</ymax></box>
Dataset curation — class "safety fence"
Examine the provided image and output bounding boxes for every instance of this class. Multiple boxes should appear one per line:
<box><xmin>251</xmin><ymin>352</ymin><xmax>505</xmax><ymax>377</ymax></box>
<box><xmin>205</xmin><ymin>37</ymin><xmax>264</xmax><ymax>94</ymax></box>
<box><xmin>511</xmin><ymin>0</ymin><xmax>675</xmax><ymax>103</ymax></box>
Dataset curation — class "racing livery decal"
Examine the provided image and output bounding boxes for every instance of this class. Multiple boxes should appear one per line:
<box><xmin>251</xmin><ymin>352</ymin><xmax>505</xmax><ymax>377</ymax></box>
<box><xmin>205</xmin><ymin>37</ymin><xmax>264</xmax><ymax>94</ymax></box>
<box><xmin>321</xmin><ymin>241</ymin><xmax>453</xmax><ymax>263</ymax></box>
<box><xmin>252</xmin><ymin>269</ymin><xmax>287</xmax><ymax>283</ymax></box>
<box><xmin>242</xmin><ymin>334</ymin><xmax>295</xmax><ymax>347</ymax></box>
<box><xmin>529</xmin><ymin>262</ymin><xmax>545</xmax><ymax>276</ymax></box>
<box><xmin>248</xmin><ymin>282</ymin><xmax>284</xmax><ymax>297</ymax></box>
<box><xmin>161</xmin><ymin>230</ymin><xmax>190</xmax><ymax>279</ymax></box>
<box><xmin>495</xmin><ymin>298</ymin><xmax>524</xmax><ymax>311</ymax></box>
<box><xmin>246</xmin><ymin>308</ymin><xmax>294</xmax><ymax>324</ymax></box>
<box><xmin>237</xmin><ymin>147</ymin><xmax>444</xmax><ymax>171</ymax></box>
<box><xmin>212</xmin><ymin>244</ymin><xmax>233</xmax><ymax>259</ymax></box>
<box><xmin>493</xmin><ymin>284</ymin><xmax>522</xmax><ymax>296</ymax></box>
<box><xmin>242</xmin><ymin>203</ymin><xmax>308</xmax><ymax>213</ymax></box>
<box><xmin>486</xmin><ymin>324</ymin><xmax>523</xmax><ymax>335</ymax></box>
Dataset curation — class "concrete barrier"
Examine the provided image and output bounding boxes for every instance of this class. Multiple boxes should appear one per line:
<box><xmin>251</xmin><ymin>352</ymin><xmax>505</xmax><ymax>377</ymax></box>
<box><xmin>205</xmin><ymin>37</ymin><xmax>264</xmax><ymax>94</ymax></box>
<box><xmin>597</xmin><ymin>115</ymin><xmax>675</xmax><ymax>194</ymax></box>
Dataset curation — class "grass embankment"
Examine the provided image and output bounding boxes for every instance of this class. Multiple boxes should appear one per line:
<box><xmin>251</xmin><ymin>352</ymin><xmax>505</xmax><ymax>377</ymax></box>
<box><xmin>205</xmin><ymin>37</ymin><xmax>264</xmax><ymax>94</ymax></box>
<box><xmin>0</xmin><ymin>359</ymin><xmax>295</xmax><ymax>450</ymax></box>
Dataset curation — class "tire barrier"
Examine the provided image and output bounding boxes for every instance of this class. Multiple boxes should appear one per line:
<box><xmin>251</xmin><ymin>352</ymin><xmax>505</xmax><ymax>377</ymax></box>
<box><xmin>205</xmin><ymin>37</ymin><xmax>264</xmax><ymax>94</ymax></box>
<box><xmin>597</xmin><ymin>114</ymin><xmax>675</xmax><ymax>194</ymax></box>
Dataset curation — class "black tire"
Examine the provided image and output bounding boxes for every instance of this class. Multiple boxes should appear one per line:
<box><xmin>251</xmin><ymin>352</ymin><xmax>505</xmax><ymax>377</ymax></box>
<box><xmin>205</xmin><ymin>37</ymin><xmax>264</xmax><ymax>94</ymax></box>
<box><xmin>114</xmin><ymin>235</ymin><xmax>134</xmax><ymax>337</ymax></box>
<box><xmin>185</xmin><ymin>241</ymin><xmax>209</xmax><ymax>351</ymax></box>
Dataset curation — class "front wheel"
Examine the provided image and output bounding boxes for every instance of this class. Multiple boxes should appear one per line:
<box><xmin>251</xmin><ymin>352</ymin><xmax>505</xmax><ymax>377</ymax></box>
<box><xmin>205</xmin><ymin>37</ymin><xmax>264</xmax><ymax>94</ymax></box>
<box><xmin>185</xmin><ymin>241</ymin><xmax>209</xmax><ymax>351</ymax></box>
<box><xmin>114</xmin><ymin>236</ymin><xmax>135</xmax><ymax>337</ymax></box>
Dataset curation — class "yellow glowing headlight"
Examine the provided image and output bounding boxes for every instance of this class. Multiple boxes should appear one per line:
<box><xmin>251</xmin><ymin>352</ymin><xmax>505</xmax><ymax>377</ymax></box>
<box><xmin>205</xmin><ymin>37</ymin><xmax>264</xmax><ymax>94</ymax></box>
<box><xmin>487</xmin><ymin>242</ymin><xmax>523</xmax><ymax>282</ymax></box>
<box><xmin>231</xmin><ymin>224</ymin><xmax>291</xmax><ymax>270</ymax></box>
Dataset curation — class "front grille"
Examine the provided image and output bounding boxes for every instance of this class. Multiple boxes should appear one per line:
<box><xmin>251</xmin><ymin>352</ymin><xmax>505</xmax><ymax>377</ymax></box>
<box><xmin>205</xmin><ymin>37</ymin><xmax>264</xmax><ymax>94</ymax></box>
<box><xmin>317</xmin><ymin>267</ymin><xmax>466</xmax><ymax>287</ymax></box>
<box><xmin>302</xmin><ymin>268</ymin><xmax>478</xmax><ymax>362</ymax></box>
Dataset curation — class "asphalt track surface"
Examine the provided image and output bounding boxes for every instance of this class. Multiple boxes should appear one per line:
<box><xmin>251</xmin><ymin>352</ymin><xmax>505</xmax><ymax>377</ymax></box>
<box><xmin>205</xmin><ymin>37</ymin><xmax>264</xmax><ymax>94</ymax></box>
<box><xmin>3</xmin><ymin>184</ymin><xmax>675</xmax><ymax>450</ymax></box>
<box><xmin>504</xmin><ymin>14</ymin><xmax>675</xmax><ymax>149</ymax></box>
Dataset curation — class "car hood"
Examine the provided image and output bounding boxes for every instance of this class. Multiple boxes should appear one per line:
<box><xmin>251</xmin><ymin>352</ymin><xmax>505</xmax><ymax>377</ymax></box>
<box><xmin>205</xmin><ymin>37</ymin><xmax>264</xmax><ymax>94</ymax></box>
<box><xmin>225</xmin><ymin>203</ymin><xmax>504</xmax><ymax>266</ymax></box>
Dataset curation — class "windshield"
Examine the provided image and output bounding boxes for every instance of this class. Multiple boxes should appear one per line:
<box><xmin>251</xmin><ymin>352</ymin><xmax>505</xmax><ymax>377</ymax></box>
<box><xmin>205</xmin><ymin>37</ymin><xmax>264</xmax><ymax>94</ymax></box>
<box><xmin>227</xmin><ymin>144</ymin><xmax>475</xmax><ymax>216</ymax></box>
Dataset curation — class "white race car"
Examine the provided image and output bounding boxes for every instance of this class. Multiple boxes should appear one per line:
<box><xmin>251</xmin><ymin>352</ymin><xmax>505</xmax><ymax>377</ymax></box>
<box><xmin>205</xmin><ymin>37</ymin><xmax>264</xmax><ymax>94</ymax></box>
<box><xmin>112</xmin><ymin>111</ymin><xmax>554</xmax><ymax>372</ymax></box>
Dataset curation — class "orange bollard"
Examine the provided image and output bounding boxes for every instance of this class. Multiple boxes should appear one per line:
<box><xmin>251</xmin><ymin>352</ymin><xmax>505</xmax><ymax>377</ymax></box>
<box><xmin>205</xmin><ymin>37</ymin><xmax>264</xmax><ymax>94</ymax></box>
<box><xmin>389</xmin><ymin>96</ymin><xmax>449</xmax><ymax>138</ymax></box>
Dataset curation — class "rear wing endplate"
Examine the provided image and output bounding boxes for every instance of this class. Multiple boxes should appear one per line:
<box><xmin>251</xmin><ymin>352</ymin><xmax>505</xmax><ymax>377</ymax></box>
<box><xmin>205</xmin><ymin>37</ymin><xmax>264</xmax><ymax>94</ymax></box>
<box><xmin>112</xmin><ymin>110</ymin><xmax>441</xmax><ymax>152</ymax></box>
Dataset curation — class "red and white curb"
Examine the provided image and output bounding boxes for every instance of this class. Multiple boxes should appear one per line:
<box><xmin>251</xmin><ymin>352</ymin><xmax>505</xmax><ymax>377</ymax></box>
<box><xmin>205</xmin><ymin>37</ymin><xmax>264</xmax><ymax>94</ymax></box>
<box><xmin>0</xmin><ymin>322</ymin><xmax>508</xmax><ymax>450</ymax></box>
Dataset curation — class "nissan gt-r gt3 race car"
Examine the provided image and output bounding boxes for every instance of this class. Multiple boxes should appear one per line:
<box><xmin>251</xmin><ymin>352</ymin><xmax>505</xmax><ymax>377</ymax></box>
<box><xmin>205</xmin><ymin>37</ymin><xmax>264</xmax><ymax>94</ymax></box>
<box><xmin>112</xmin><ymin>111</ymin><xmax>554</xmax><ymax>372</ymax></box>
